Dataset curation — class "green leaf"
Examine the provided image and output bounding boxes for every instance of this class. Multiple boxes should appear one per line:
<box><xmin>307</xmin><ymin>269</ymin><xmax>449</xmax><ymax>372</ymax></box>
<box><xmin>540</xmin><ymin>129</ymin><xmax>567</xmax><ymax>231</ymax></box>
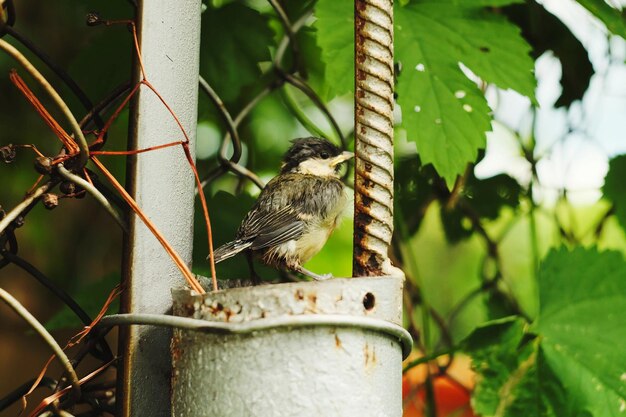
<box><xmin>46</xmin><ymin>273</ymin><xmax>120</xmax><ymax>330</ymax></box>
<box><xmin>464</xmin><ymin>317</ymin><xmax>568</xmax><ymax>417</ymax></box>
<box><xmin>535</xmin><ymin>247</ymin><xmax>626</xmax><ymax>416</ymax></box>
<box><xmin>315</xmin><ymin>1</ymin><xmax>535</xmax><ymax>186</ymax></box>
<box><xmin>576</xmin><ymin>0</ymin><xmax>626</xmax><ymax>39</ymax></box>
<box><xmin>200</xmin><ymin>3</ymin><xmax>274</xmax><ymax>102</ymax></box>
<box><xmin>395</xmin><ymin>2</ymin><xmax>535</xmax><ymax>186</ymax></box>
<box><xmin>603</xmin><ymin>155</ymin><xmax>626</xmax><ymax>230</ymax></box>
<box><xmin>504</xmin><ymin>2</ymin><xmax>594</xmax><ymax>107</ymax></box>
<box><xmin>313</xmin><ymin>0</ymin><xmax>353</xmax><ymax>100</ymax></box>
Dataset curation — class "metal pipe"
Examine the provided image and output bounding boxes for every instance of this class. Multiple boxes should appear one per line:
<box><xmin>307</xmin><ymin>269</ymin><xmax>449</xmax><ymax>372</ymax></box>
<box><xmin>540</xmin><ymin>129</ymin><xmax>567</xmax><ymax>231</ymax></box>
<box><xmin>170</xmin><ymin>276</ymin><xmax>410</xmax><ymax>417</ymax></box>
<box><xmin>118</xmin><ymin>1</ymin><xmax>202</xmax><ymax>416</ymax></box>
<box><xmin>353</xmin><ymin>0</ymin><xmax>400</xmax><ymax>277</ymax></box>
<box><xmin>100</xmin><ymin>313</ymin><xmax>412</xmax><ymax>358</ymax></box>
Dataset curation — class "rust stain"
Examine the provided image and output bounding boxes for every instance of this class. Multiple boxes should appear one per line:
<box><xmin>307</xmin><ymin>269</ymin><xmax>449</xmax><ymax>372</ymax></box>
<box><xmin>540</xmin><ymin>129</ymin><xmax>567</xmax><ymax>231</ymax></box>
<box><xmin>360</xmin><ymin>195</ymin><xmax>373</xmax><ymax>208</ymax></box>
<box><xmin>367</xmin><ymin>253</ymin><xmax>379</xmax><ymax>270</ymax></box>
<box><xmin>354</xmin><ymin>212</ymin><xmax>373</xmax><ymax>229</ymax></box>
<box><xmin>308</xmin><ymin>293</ymin><xmax>317</xmax><ymax>305</ymax></box>
<box><xmin>209</xmin><ymin>302</ymin><xmax>224</xmax><ymax>315</ymax></box>
<box><xmin>171</xmin><ymin>335</ymin><xmax>182</xmax><ymax>364</ymax></box>
<box><xmin>364</xmin><ymin>342</ymin><xmax>377</xmax><ymax>370</ymax></box>
<box><xmin>181</xmin><ymin>303</ymin><xmax>194</xmax><ymax>317</ymax></box>
<box><xmin>295</xmin><ymin>289</ymin><xmax>304</xmax><ymax>301</ymax></box>
<box><xmin>335</xmin><ymin>334</ymin><xmax>342</xmax><ymax>349</ymax></box>
<box><xmin>223</xmin><ymin>307</ymin><xmax>234</xmax><ymax>322</ymax></box>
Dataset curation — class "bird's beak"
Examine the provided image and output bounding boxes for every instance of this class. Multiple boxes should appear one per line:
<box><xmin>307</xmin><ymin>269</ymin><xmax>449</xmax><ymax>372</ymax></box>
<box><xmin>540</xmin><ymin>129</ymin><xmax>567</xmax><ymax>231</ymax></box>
<box><xmin>330</xmin><ymin>151</ymin><xmax>354</xmax><ymax>167</ymax></box>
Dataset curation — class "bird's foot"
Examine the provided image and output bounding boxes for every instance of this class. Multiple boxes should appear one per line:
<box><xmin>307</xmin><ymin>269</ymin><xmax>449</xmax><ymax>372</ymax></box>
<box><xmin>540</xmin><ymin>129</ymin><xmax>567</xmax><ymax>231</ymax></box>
<box><xmin>295</xmin><ymin>266</ymin><xmax>333</xmax><ymax>281</ymax></box>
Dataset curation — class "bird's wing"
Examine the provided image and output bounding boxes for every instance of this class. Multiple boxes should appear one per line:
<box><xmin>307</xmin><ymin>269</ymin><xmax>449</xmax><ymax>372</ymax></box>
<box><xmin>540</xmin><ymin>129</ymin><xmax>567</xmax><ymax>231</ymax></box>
<box><xmin>212</xmin><ymin>239</ymin><xmax>253</xmax><ymax>263</ymax></box>
<box><xmin>239</xmin><ymin>205</ymin><xmax>305</xmax><ymax>251</ymax></box>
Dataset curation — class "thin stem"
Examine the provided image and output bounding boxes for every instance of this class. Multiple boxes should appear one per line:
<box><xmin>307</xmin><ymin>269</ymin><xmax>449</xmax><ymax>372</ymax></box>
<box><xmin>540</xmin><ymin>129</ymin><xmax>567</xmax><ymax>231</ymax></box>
<box><xmin>0</xmin><ymin>182</ymin><xmax>52</xmax><ymax>236</ymax></box>
<box><xmin>274</xmin><ymin>10</ymin><xmax>311</xmax><ymax>69</ymax></box>
<box><xmin>198</xmin><ymin>75</ymin><xmax>264</xmax><ymax>189</ymax></box>
<box><xmin>57</xmin><ymin>165</ymin><xmax>128</xmax><ymax>232</ymax></box>
<box><xmin>200</xmin><ymin>85</ymin><xmax>273</xmax><ymax>190</ymax></box>
<box><xmin>403</xmin><ymin>347</ymin><xmax>455</xmax><ymax>373</ymax></box>
<box><xmin>0</xmin><ymin>288</ymin><xmax>81</xmax><ymax>401</ymax></box>
<box><xmin>279</xmin><ymin>84</ymin><xmax>330</xmax><ymax>139</ymax></box>
<box><xmin>0</xmin><ymin>39</ymin><xmax>89</xmax><ymax>168</ymax></box>
<box><xmin>280</xmin><ymin>72</ymin><xmax>346</xmax><ymax>148</ymax></box>
<box><xmin>198</xmin><ymin>75</ymin><xmax>241</xmax><ymax>162</ymax></box>
<box><xmin>268</xmin><ymin>0</ymin><xmax>301</xmax><ymax>74</ymax></box>
<box><xmin>526</xmin><ymin>109</ymin><xmax>540</xmax><ymax>278</ymax></box>
<box><xmin>396</xmin><ymin>215</ymin><xmax>436</xmax><ymax>417</ymax></box>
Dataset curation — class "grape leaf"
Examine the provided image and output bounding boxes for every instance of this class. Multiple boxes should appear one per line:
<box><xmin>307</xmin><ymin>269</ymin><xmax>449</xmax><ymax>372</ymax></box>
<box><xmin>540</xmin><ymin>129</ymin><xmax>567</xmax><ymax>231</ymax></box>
<box><xmin>395</xmin><ymin>2</ymin><xmax>535</xmax><ymax>187</ymax></box>
<box><xmin>464</xmin><ymin>317</ymin><xmax>568</xmax><ymax>417</ymax></box>
<box><xmin>313</xmin><ymin>0</ymin><xmax>353</xmax><ymax>100</ymax></box>
<box><xmin>465</xmin><ymin>248</ymin><xmax>626</xmax><ymax>416</ymax></box>
<box><xmin>603</xmin><ymin>155</ymin><xmax>626</xmax><ymax>230</ymax></box>
<box><xmin>535</xmin><ymin>247</ymin><xmax>626</xmax><ymax>417</ymax></box>
<box><xmin>316</xmin><ymin>1</ymin><xmax>535</xmax><ymax>186</ymax></box>
<box><xmin>576</xmin><ymin>0</ymin><xmax>626</xmax><ymax>39</ymax></box>
<box><xmin>200</xmin><ymin>3</ymin><xmax>274</xmax><ymax>102</ymax></box>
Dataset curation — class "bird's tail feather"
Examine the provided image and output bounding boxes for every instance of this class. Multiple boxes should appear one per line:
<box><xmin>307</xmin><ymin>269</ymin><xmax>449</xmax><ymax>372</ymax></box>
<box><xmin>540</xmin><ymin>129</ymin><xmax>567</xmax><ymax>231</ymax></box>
<box><xmin>210</xmin><ymin>240</ymin><xmax>253</xmax><ymax>263</ymax></box>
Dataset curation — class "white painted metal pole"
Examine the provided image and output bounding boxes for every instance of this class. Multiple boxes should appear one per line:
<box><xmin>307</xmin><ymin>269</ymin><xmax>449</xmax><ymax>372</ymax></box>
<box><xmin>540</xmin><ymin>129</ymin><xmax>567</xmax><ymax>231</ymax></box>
<box><xmin>118</xmin><ymin>1</ymin><xmax>201</xmax><ymax>416</ymax></box>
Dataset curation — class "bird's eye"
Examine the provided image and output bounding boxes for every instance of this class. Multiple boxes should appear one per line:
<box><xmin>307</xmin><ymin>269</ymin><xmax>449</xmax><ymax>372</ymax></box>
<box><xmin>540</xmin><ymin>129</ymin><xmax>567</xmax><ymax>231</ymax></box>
<box><xmin>320</xmin><ymin>152</ymin><xmax>330</xmax><ymax>159</ymax></box>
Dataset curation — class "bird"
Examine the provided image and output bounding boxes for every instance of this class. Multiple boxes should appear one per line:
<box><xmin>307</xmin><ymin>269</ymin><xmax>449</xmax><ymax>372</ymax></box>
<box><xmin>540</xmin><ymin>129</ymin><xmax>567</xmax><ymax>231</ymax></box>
<box><xmin>210</xmin><ymin>137</ymin><xmax>353</xmax><ymax>283</ymax></box>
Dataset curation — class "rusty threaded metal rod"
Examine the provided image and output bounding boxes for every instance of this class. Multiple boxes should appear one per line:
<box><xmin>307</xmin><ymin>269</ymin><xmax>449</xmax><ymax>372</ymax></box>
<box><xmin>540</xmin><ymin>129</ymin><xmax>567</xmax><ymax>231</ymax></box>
<box><xmin>353</xmin><ymin>0</ymin><xmax>399</xmax><ymax>276</ymax></box>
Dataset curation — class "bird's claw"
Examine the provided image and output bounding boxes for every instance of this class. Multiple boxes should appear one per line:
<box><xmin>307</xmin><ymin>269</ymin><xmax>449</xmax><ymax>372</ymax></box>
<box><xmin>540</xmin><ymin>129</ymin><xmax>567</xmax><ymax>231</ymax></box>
<box><xmin>314</xmin><ymin>272</ymin><xmax>333</xmax><ymax>281</ymax></box>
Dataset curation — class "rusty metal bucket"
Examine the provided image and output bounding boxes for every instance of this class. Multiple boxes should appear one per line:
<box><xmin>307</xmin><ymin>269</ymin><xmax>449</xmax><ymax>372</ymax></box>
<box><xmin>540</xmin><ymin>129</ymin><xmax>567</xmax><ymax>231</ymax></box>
<box><xmin>170</xmin><ymin>275</ymin><xmax>411</xmax><ymax>417</ymax></box>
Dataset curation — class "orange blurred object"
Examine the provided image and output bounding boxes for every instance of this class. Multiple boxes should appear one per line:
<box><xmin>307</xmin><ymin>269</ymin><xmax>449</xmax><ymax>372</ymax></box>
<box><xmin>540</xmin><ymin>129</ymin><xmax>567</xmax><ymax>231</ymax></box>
<box><xmin>403</xmin><ymin>354</ymin><xmax>476</xmax><ymax>417</ymax></box>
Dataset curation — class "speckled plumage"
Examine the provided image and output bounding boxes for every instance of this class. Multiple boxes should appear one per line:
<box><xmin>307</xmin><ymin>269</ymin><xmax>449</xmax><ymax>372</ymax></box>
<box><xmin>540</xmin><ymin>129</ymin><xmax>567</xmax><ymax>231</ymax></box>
<box><xmin>212</xmin><ymin>137</ymin><xmax>351</xmax><ymax>280</ymax></box>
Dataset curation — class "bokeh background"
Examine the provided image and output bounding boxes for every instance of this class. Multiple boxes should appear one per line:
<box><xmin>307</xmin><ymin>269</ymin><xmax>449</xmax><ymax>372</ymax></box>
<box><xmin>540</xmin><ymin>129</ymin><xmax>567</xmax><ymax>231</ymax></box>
<box><xmin>2</xmin><ymin>0</ymin><xmax>626</xmax><ymax>416</ymax></box>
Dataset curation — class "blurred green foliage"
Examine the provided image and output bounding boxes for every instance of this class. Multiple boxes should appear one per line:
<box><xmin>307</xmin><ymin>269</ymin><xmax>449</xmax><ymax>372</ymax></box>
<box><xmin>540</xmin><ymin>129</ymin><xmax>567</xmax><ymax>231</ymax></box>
<box><xmin>1</xmin><ymin>0</ymin><xmax>626</xmax><ymax>416</ymax></box>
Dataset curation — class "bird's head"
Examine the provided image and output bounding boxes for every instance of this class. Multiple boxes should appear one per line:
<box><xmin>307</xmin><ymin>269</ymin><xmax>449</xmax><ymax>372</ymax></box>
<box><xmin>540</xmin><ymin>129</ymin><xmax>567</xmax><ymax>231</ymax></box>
<box><xmin>280</xmin><ymin>137</ymin><xmax>353</xmax><ymax>177</ymax></box>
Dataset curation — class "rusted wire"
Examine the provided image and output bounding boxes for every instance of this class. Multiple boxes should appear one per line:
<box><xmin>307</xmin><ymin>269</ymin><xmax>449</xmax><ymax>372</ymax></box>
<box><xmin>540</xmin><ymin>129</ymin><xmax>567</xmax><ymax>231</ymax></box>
<box><xmin>0</xmin><ymin>39</ymin><xmax>90</xmax><ymax>168</ymax></box>
<box><xmin>353</xmin><ymin>0</ymin><xmax>399</xmax><ymax>276</ymax></box>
